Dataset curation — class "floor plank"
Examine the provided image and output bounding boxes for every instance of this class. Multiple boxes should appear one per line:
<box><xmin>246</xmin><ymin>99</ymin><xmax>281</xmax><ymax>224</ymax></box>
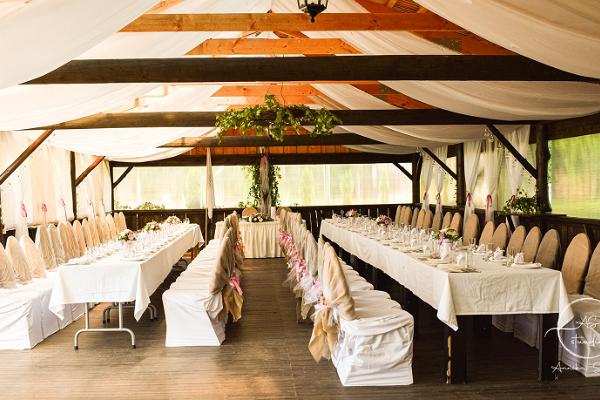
<box><xmin>0</xmin><ymin>258</ymin><xmax>598</xmax><ymax>399</ymax></box>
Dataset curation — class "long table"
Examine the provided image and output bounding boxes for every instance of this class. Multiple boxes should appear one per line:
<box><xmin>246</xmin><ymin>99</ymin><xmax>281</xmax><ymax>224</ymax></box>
<box><xmin>320</xmin><ymin>219</ymin><xmax>573</xmax><ymax>383</ymax></box>
<box><xmin>49</xmin><ymin>224</ymin><xmax>203</xmax><ymax>349</ymax></box>
<box><xmin>215</xmin><ymin>220</ymin><xmax>282</xmax><ymax>258</ymax></box>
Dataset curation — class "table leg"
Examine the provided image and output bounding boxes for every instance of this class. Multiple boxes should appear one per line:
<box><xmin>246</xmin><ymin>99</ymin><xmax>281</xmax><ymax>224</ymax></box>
<box><xmin>404</xmin><ymin>290</ymin><xmax>420</xmax><ymax>339</ymax></box>
<box><xmin>370</xmin><ymin>264</ymin><xmax>379</xmax><ymax>290</ymax></box>
<box><xmin>538</xmin><ymin>313</ymin><xmax>559</xmax><ymax>381</ymax></box>
<box><xmin>73</xmin><ymin>302</ymin><xmax>137</xmax><ymax>350</ymax></box>
<box><xmin>444</xmin><ymin>316</ymin><xmax>470</xmax><ymax>384</ymax></box>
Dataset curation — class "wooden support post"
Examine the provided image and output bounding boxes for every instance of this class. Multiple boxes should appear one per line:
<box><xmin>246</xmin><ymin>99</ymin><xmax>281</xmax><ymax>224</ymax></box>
<box><xmin>392</xmin><ymin>162</ymin><xmax>413</xmax><ymax>180</ymax></box>
<box><xmin>70</xmin><ymin>152</ymin><xmax>77</xmax><ymax>219</ymax></box>
<box><xmin>75</xmin><ymin>156</ymin><xmax>106</xmax><ymax>187</ymax></box>
<box><xmin>456</xmin><ymin>143</ymin><xmax>466</xmax><ymax>208</ymax></box>
<box><xmin>534</xmin><ymin>124</ymin><xmax>551</xmax><ymax>212</ymax></box>
<box><xmin>109</xmin><ymin>162</ymin><xmax>115</xmax><ymax>212</ymax></box>
<box><xmin>412</xmin><ymin>154</ymin><xmax>422</xmax><ymax>205</ymax></box>
<box><xmin>112</xmin><ymin>165</ymin><xmax>134</xmax><ymax>189</ymax></box>
<box><xmin>0</xmin><ymin>129</ymin><xmax>54</xmax><ymax>186</ymax></box>
<box><xmin>422</xmin><ymin>147</ymin><xmax>458</xmax><ymax>180</ymax></box>
<box><xmin>487</xmin><ymin>124</ymin><xmax>537</xmax><ymax>178</ymax></box>
<box><xmin>539</xmin><ymin>313</ymin><xmax>559</xmax><ymax>381</ymax></box>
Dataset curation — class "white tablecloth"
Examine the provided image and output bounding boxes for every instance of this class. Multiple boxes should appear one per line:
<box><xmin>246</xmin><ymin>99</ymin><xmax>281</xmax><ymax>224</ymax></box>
<box><xmin>49</xmin><ymin>224</ymin><xmax>203</xmax><ymax>321</ymax></box>
<box><xmin>215</xmin><ymin>220</ymin><xmax>282</xmax><ymax>258</ymax></box>
<box><xmin>320</xmin><ymin>220</ymin><xmax>574</xmax><ymax>331</ymax></box>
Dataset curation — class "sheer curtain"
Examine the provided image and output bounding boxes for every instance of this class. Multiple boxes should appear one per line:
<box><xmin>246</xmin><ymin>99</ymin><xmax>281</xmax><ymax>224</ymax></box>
<box><xmin>482</xmin><ymin>141</ymin><xmax>505</xmax><ymax>222</ymax></box>
<box><xmin>432</xmin><ymin>146</ymin><xmax>448</xmax><ymax>213</ymax></box>
<box><xmin>506</xmin><ymin>126</ymin><xmax>531</xmax><ymax>197</ymax></box>
<box><xmin>420</xmin><ymin>154</ymin><xmax>434</xmax><ymax>210</ymax></box>
<box><xmin>463</xmin><ymin>140</ymin><xmax>482</xmax><ymax>220</ymax></box>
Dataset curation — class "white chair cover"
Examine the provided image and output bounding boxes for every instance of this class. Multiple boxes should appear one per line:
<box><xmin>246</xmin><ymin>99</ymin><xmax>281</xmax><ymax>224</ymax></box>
<box><xmin>35</xmin><ymin>225</ymin><xmax>57</xmax><ymax>270</ymax></box>
<box><xmin>6</xmin><ymin>236</ymin><xmax>32</xmax><ymax>284</ymax></box>
<box><xmin>0</xmin><ymin>243</ymin><xmax>17</xmax><ymax>289</ymax></box>
<box><xmin>20</xmin><ymin>235</ymin><xmax>47</xmax><ymax>278</ymax></box>
<box><xmin>81</xmin><ymin>219</ymin><xmax>95</xmax><ymax>249</ymax></box>
<box><xmin>72</xmin><ymin>220</ymin><xmax>87</xmax><ymax>256</ymax></box>
<box><xmin>58</xmin><ymin>222</ymin><xmax>75</xmax><ymax>261</ymax></box>
<box><xmin>48</xmin><ymin>224</ymin><xmax>66</xmax><ymax>265</ymax></box>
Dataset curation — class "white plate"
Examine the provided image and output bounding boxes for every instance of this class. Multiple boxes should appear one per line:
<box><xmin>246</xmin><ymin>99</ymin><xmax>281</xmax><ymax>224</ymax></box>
<box><xmin>121</xmin><ymin>256</ymin><xmax>145</xmax><ymax>262</ymax></box>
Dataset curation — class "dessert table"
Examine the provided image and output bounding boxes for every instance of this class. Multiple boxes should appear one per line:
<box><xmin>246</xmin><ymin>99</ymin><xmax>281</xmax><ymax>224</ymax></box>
<box><xmin>49</xmin><ymin>223</ymin><xmax>203</xmax><ymax>349</ymax></box>
<box><xmin>215</xmin><ymin>220</ymin><xmax>282</xmax><ymax>258</ymax></box>
<box><xmin>320</xmin><ymin>219</ymin><xmax>574</xmax><ymax>383</ymax></box>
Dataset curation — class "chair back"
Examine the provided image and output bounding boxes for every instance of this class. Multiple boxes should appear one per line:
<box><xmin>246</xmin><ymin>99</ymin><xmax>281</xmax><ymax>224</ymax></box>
<box><xmin>209</xmin><ymin>228</ymin><xmax>234</xmax><ymax>294</ymax></box>
<box><xmin>442</xmin><ymin>211</ymin><xmax>452</xmax><ymax>229</ymax></box>
<box><xmin>410</xmin><ymin>208</ymin><xmax>419</xmax><ymax>227</ymax></box>
<box><xmin>507</xmin><ymin>225</ymin><xmax>526</xmax><ymax>255</ymax></box>
<box><xmin>535</xmin><ymin>229</ymin><xmax>560</xmax><ymax>269</ymax></box>
<box><xmin>479</xmin><ymin>221</ymin><xmax>495</xmax><ymax>246</ymax></box>
<box><xmin>394</xmin><ymin>205</ymin><xmax>403</xmax><ymax>225</ymax></box>
<box><xmin>106</xmin><ymin>215</ymin><xmax>117</xmax><ymax>239</ymax></box>
<box><xmin>321</xmin><ymin>243</ymin><xmax>356</xmax><ymax>321</ymax></box>
<box><xmin>462</xmin><ymin>214</ymin><xmax>480</xmax><ymax>246</ymax></box>
<box><xmin>402</xmin><ymin>207</ymin><xmax>412</xmax><ymax>225</ymax></box>
<box><xmin>561</xmin><ymin>233</ymin><xmax>591</xmax><ymax>294</ymax></box>
<box><xmin>0</xmin><ymin>244</ymin><xmax>17</xmax><ymax>288</ymax></box>
<box><xmin>522</xmin><ymin>226</ymin><xmax>542</xmax><ymax>262</ymax></box>
<box><xmin>6</xmin><ymin>236</ymin><xmax>32</xmax><ymax>284</ymax></box>
<box><xmin>35</xmin><ymin>225</ymin><xmax>57</xmax><ymax>269</ymax></box>
<box><xmin>20</xmin><ymin>235</ymin><xmax>47</xmax><ymax>278</ymax></box>
<box><xmin>58</xmin><ymin>222</ymin><xmax>75</xmax><ymax>260</ymax></box>
<box><xmin>72</xmin><ymin>220</ymin><xmax>87</xmax><ymax>256</ymax></box>
<box><xmin>305</xmin><ymin>233</ymin><xmax>319</xmax><ymax>279</ymax></box>
<box><xmin>81</xmin><ymin>219</ymin><xmax>95</xmax><ymax>249</ymax></box>
<box><xmin>242</xmin><ymin>207</ymin><xmax>257</xmax><ymax>217</ymax></box>
<box><xmin>48</xmin><ymin>224</ymin><xmax>66</xmax><ymax>265</ymax></box>
<box><xmin>431</xmin><ymin>211</ymin><xmax>442</xmax><ymax>231</ymax></box>
<box><xmin>66</xmin><ymin>222</ymin><xmax>81</xmax><ymax>258</ymax></box>
<box><xmin>491</xmin><ymin>223</ymin><xmax>509</xmax><ymax>250</ymax></box>
<box><xmin>89</xmin><ymin>219</ymin><xmax>101</xmax><ymax>246</ymax></box>
<box><xmin>416</xmin><ymin>209</ymin><xmax>426</xmax><ymax>228</ymax></box>
<box><xmin>422</xmin><ymin>210</ymin><xmax>433</xmax><ymax>229</ymax></box>
<box><xmin>583</xmin><ymin>243</ymin><xmax>600</xmax><ymax>299</ymax></box>
<box><xmin>449</xmin><ymin>212</ymin><xmax>462</xmax><ymax>234</ymax></box>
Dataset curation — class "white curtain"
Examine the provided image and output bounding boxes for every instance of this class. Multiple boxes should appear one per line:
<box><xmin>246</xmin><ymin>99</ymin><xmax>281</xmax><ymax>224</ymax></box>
<box><xmin>420</xmin><ymin>154</ymin><xmax>434</xmax><ymax>210</ymax></box>
<box><xmin>414</xmin><ymin>0</ymin><xmax>600</xmax><ymax>79</ymax></box>
<box><xmin>482</xmin><ymin>142</ymin><xmax>505</xmax><ymax>222</ymax></box>
<box><xmin>463</xmin><ymin>140</ymin><xmax>482</xmax><ymax>221</ymax></box>
<box><xmin>505</xmin><ymin>125</ymin><xmax>531</xmax><ymax>197</ymax></box>
<box><xmin>0</xmin><ymin>0</ymin><xmax>159</xmax><ymax>89</ymax></box>
<box><xmin>432</xmin><ymin>146</ymin><xmax>448</xmax><ymax>213</ymax></box>
<box><xmin>76</xmin><ymin>154</ymin><xmax>111</xmax><ymax>219</ymax></box>
<box><xmin>206</xmin><ymin>149</ymin><xmax>215</xmax><ymax>220</ymax></box>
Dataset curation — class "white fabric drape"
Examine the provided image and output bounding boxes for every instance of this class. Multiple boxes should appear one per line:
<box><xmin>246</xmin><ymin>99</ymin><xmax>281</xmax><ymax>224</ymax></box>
<box><xmin>463</xmin><ymin>140</ymin><xmax>482</xmax><ymax>221</ymax></box>
<box><xmin>505</xmin><ymin>125</ymin><xmax>531</xmax><ymax>197</ymax></box>
<box><xmin>75</xmin><ymin>154</ymin><xmax>111</xmax><ymax>219</ymax></box>
<box><xmin>482</xmin><ymin>142</ymin><xmax>505</xmax><ymax>222</ymax></box>
<box><xmin>414</xmin><ymin>0</ymin><xmax>600</xmax><ymax>79</ymax></box>
<box><xmin>0</xmin><ymin>0</ymin><xmax>159</xmax><ymax>89</ymax></box>
<box><xmin>420</xmin><ymin>154</ymin><xmax>434</xmax><ymax>210</ymax></box>
<box><xmin>206</xmin><ymin>149</ymin><xmax>215</xmax><ymax>220</ymax></box>
<box><xmin>432</xmin><ymin>146</ymin><xmax>448</xmax><ymax>213</ymax></box>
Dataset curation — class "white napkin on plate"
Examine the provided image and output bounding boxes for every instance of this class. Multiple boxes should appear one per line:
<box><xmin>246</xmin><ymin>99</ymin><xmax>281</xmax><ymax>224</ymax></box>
<box><xmin>511</xmin><ymin>262</ymin><xmax>542</xmax><ymax>269</ymax></box>
<box><xmin>493</xmin><ymin>248</ymin><xmax>505</xmax><ymax>260</ymax></box>
<box><xmin>514</xmin><ymin>252</ymin><xmax>525</xmax><ymax>264</ymax></box>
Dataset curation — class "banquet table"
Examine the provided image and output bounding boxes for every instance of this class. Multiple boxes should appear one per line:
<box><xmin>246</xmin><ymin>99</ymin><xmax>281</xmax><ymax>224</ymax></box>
<box><xmin>49</xmin><ymin>223</ymin><xmax>203</xmax><ymax>349</ymax></box>
<box><xmin>215</xmin><ymin>220</ymin><xmax>282</xmax><ymax>258</ymax></box>
<box><xmin>320</xmin><ymin>219</ymin><xmax>573</xmax><ymax>383</ymax></box>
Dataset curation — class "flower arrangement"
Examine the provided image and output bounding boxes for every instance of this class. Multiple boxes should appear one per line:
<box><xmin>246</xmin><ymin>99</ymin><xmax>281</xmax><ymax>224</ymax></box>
<box><xmin>434</xmin><ymin>228</ymin><xmax>461</xmax><ymax>242</ymax></box>
<box><xmin>375</xmin><ymin>215</ymin><xmax>392</xmax><ymax>226</ymax></box>
<box><xmin>117</xmin><ymin>229</ymin><xmax>136</xmax><ymax>242</ymax></box>
<box><xmin>165</xmin><ymin>215</ymin><xmax>181</xmax><ymax>224</ymax></box>
<box><xmin>345</xmin><ymin>209</ymin><xmax>358</xmax><ymax>218</ymax></box>
<box><xmin>143</xmin><ymin>221</ymin><xmax>161</xmax><ymax>231</ymax></box>
<box><xmin>248</xmin><ymin>213</ymin><xmax>272</xmax><ymax>223</ymax></box>
<box><xmin>501</xmin><ymin>189</ymin><xmax>540</xmax><ymax>215</ymax></box>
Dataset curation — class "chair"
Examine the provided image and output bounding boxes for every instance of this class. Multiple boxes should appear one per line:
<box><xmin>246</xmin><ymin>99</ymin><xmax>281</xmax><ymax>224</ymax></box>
<box><xmin>48</xmin><ymin>224</ymin><xmax>66</xmax><ymax>265</ymax></box>
<box><xmin>462</xmin><ymin>214</ymin><xmax>480</xmax><ymax>246</ymax></box>
<box><xmin>72</xmin><ymin>220</ymin><xmax>87</xmax><ymax>256</ymax></box>
<box><xmin>402</xmin><ymin>207</ymin><xmax>412</xmax><ymax>226</ymax></box>
<box><xmin>422</xmin><ymin>210</ymin><xmax>433</xmax><ymax>229</ymax></box>
<box><xmin>35</xmin><ymin>225</ymin><xmax>57</xmax><ymax>270</ymax></box>
<box><xmin>0</xmin><ymin>243</ymin><xmax>17</xmax><ymax>288</ymax></box>
<box><xmin>507</xmin><ymin>225</ymin><xmax>526</xmax><ymax>255</ymax></box>
<box><xmin>6</xmin><ymin>236</ymin><xmax>33</xmax><ymax>284</ymax></box>
<box><xmin>242</xmin><ymin>207</ymin><xmax>257</xmax><ymax>218</ymax></box>
<box><xmin>106</xmin><ymin>214</ymin><xmax>118</xmax><ymax>240</ymax></box>
<box><xmin>441</xmin><ymin>211</ymin><xmax>452</xmax><ymax>229</ymax></box>
<box><xmin>560</xmin><ymin>243</ymin><xmax>600</xmax><ymax>377</ymax></box>
<box><xmin>479</xmin><ymin>221</ymin><xmax>495</xmax><ymax>246</ymax></box>
<box><xmin>89</xmin><ymin>218</ymin><xmax>102</xmax><ymax>245</ymax></box>
<box><xmin>394</xmin><ymin>205</ymin><xmax>403</xmax><ymax>225</ymax></box>
<box><xmin>449</xmin><ymin>212</ymin><xmax>462</xmax><ymax>235</ymax></box>
<box><xmin>491</xmin><ymin>223</ymin><xmax>508</xmax><ymax>250</ymax></box>
<box><xmin>20</xmin><ymin>236</ymin><xmax>47</xmax><ymax>278</ymax></box>
<box><xmin>81</xmin><ymin>219</ymin><xmax>95</xmax><ymax>249</ymax></box>
<box><xmin>521</xmin><ymin>226</ymin><xmax>542</xmax><ymax>262</ymax></box>
<box><xmin>534</xmin><ymin>229</ymin><xmax>560</xmax><ymax>270</ymax></box>
<box><xmin>561</xmin><ymin>233</ymin><xmax>591</xmax><ymax>295</ymax></box>
<box><xmin>58</xmin><ymin>222</ymin><xmax>76</xmax><ymax>260</ymax></box>
<box><xmin>431</xmin><ymin>212</ymin><xmax>442</xmax><ymax>232</ymax></box>
<box><xmin>410</xmin><ymin>208</ymin><xmax>419</xmax><ymax>228</ymax></box>
<box><xmin>66</xmin><ymin>221</ymin><xmax>81</xmax><ymax>258</ymax></box>
<box><xmin>415</xmin><ymin>209</ymin><xmax>426</xmax><ymax>229</ymax></box>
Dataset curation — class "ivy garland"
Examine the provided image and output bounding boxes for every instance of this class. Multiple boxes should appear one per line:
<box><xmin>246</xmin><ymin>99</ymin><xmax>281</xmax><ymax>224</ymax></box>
<box><xmin>215</xmin><ymin>94</ymin><xmax>342</xmax><ymax>142</ymax></box>
<box><xmin>243</xmin><ymin>155</ymin><xmax>282</xmax><ymax>207</ymax></box>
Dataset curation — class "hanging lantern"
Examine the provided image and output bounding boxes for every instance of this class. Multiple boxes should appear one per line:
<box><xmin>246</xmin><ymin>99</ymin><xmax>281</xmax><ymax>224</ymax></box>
<box><xmin>297</xmin><ymin>0</ymin><xmax>328</xmax><ymax>23</ymax></box>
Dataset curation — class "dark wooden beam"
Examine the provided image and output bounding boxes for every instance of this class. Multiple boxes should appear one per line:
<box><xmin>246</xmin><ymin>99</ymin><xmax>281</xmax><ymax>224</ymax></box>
<box><xmin>111</xmin><ymin>153</ymin><xmax>413</xmax><ymax>167</ymax></box>
<box><xmin>422</xmin><ymin>147</ymin><xmax>458</xmax><ymax>180</ymax></box>
<box><xmin>534</xmin><ymin>124</ymin><xmax>551</xmax><ymax>213</ymax></box>
<box><xmin>545</xmin><ymin>112</ymin><xmax>600</xmax><ymax>141</ymax></box>
<box><xmin>70</xmin><ymin>152</ymin><xmax>77</xmax><ymax>219</ymax></box>
<box><xmin>456</xmin><ymin>143</ymin><xmax>466</xmax><ymax>208</ymax></box>
<box><xmin>29</xmin><ymin>109</ymin><xmax>538</xmax><ymax>131</ymax></box>
<box><xmin>109</xmin><ymin>163</ymin><xmax>115</xmax><ymax>212</ymax></box>
<box><xmin>112</xmin><ymin>165</ymin><xmax>134</xmax><ymax>188</ymax></box>
<box><xmin>487</xmin><ymin>124</ymin><xmax>537</xmax><ymax>178</ymax></box>
<box><xmin>392</xmin><ymin>162</ymin><xmax>412</xmax><ymax>180</ymax></box>
<box><xmin>412</xmin><ymin>154</ymin><xmax>422</xmax><ymax>204</ymax></box>
<box><xmin>160</xmin><ymin>134</ymin><xmax>381</xmax><ymax>148</ymax></box>
<box><xmin>0</xmin><ymin>129</ymin><xmax>54</xmax><ymax>185</ymax></box>
<box><xmin>24</xmin><ymin>56</ymin><xmax>592</xmax><ymax>85</ymax></box>
<box><xmin>75</xmin><ymin>156</ymin><xmax>105</xmax><ymax>187</ymax></box>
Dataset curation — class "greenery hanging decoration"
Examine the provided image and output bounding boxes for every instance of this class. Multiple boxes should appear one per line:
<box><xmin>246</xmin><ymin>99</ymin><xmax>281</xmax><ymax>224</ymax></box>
<box><xmin>243</xmin><ymin>154</ymin><xmax>281</xmax><ymax>207</ymax></box>
<box><xmin>215</xmin><ymin>94</ymin><xmax>342</xmax><ymax>142</ymax></box>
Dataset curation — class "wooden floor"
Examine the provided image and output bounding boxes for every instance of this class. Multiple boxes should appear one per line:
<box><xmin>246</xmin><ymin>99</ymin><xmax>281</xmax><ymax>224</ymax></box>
<box><xmin>1</xmin><ymin>258</ymin><xmax>599</xmax><ymax>399</ymax></box>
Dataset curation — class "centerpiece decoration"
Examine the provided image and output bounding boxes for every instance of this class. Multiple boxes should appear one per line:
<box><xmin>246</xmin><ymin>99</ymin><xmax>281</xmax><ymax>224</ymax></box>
<box><xmin>345</xmin><ymin>209</ymin><xmax>359</xmax><ymax>218</ymax></box>
<box><xmin>375</xmin><ymin>215</ymin><xmax>392</xmax><ymax>226</ymax></box>
<box><xmin>248</xmin><ymin>213</ymin><xmax>272</xmax><ymax>223</ymax></box>
<box><xmin>501</xmin><ymin>189</ymin><xmax>540</xmax><ymax>215</ymax></box>
<box><xmin>215</xmin><ymin>94</ymin><xmax>341</xmax><ymax>143</ymax></box>
<box><xmin>245</xmin><ymin>153</ymin><xmax>281</xmax><ymax>216</ymax></box>
<box><xmin>117</xmin><ymin>229</ymin><xmax>136</xmax><ymax>242</ymax></box>
<box><xmin>165</xmin><ymin>215</ymin><xmax>181</xmax><ymax>224</ymax></box>
<box><xmin>143</xmin><ymin>221</ymin><xmax>161</xmax><ymax>231</ymax></box>
<box><xmin>433</xmin><ymin>228</ymin><xmax>460</xmax><ymax>242</ymax></box>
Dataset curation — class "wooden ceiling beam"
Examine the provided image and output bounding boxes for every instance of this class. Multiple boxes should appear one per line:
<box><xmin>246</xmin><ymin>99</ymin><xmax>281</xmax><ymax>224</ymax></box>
<box><xmin>211</xmin><ymin>85</ymin><xmax>321</xmax><ymax>98</ymax></box>
<box><xmin>121</xmin><ymin>13</ymin><xmax>462</xmax><ymax>32</ymax></box>
<box><xmin>75</xmin><ymin>156</ymin><xmax>106</xmax><ymax>187</ymax></box>
<box><xmin>187</xmin><ymin>38</ymin><xmax>360</xmax><ymax>55</ymax></box>
<box><xmin>24</xmin><ymin>56</ymin><xmax>591</xmax><ymax>84</ymax></box>
<box><xmin>352</xmin><ymin>83</ymin><xmax>433</xmax><ymax>109</ymax></box>
<box><xmin>28</xmin><ymin>109</ymin><xmax>537</xmax><ymax>131</ymax></box>
<box><xmin>0</xmin><ymin>129</ymin><xmax>54</xmax><ymax>185</ymax></box>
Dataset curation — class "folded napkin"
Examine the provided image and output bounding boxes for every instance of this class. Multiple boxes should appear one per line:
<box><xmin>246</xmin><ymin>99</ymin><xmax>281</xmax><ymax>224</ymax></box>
<box><xmin>476</xmin><ymin>244</ymin><xmax>486</xmax><ymax>253</ymax></box>
<box><xmin>492</xmin><ymin>248</ymin><xmax>505</xmax><ymax>260</ymax></box>
<box><xmin>514</xmin><ymin>252</ymin><xmax>525</xmax><ymax>264</ymax></box>
<box><xmin>511</xmin><ymin>262</ymin><xmax>542</xmax><ymax>269</ymax></box>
